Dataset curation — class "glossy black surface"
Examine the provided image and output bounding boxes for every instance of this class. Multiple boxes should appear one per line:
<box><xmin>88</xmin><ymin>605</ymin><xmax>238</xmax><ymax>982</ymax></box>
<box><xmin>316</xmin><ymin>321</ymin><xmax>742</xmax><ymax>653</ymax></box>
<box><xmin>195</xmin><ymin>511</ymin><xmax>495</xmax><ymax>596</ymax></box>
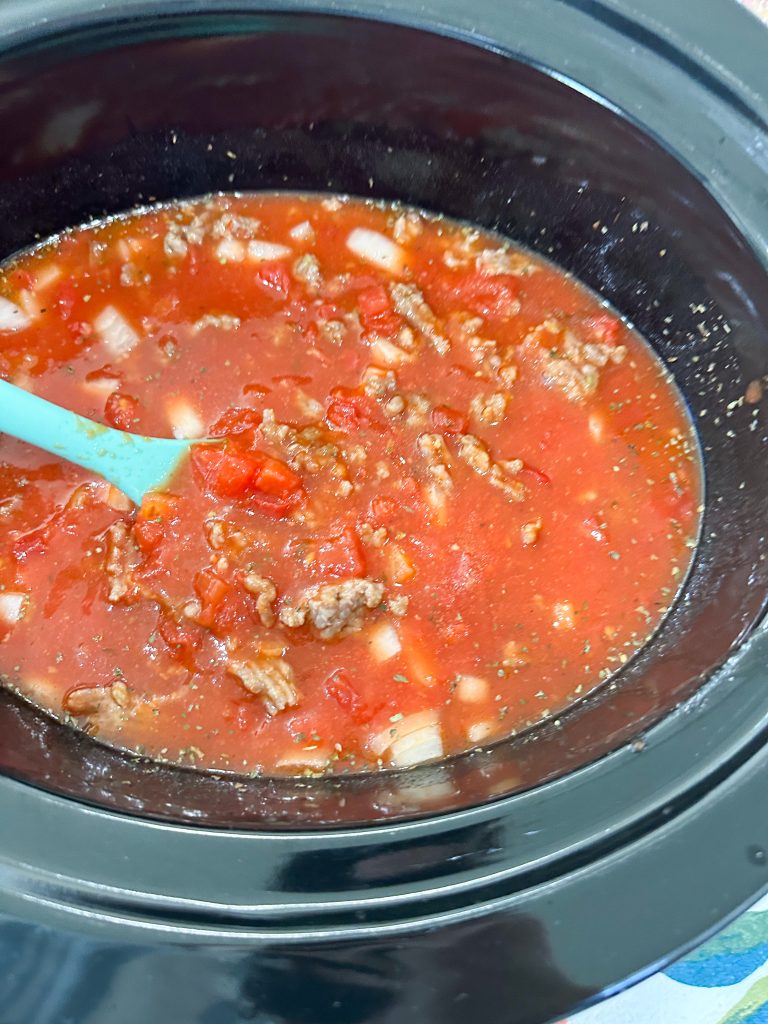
<box><xmin>0</xmin><ymin>2</ymin><xmax>766</xmax><ymax>1023</ymax></box>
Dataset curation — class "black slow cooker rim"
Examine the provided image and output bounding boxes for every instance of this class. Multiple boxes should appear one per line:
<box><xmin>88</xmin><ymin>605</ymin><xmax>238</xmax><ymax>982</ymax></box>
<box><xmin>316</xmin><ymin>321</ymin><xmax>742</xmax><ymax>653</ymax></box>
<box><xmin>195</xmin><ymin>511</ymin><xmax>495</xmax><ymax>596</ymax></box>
<box><xmin>0</xmin><ymin>0</ymin><xmax>766</xmax><ymax>1016</ymax></box>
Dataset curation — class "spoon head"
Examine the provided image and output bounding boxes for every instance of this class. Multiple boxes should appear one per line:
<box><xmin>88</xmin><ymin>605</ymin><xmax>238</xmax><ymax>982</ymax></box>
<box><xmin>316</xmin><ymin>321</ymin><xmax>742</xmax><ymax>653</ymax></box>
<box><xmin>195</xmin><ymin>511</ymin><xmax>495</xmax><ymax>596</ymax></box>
<box><xmin>87</xmin><ymin>431</ymin><xmax>200</xmax><ymax>506</ymax></box>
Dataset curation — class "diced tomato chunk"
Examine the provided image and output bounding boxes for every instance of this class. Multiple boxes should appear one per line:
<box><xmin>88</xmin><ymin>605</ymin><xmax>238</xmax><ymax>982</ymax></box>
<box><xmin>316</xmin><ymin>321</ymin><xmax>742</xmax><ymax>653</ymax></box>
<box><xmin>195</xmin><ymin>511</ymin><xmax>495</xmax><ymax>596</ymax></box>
<box><xmin>192</xmin><ymin>444</ymin><xmax>301</xmax><ymax>509</ymax></box>
<box><xmin>215</xmin><ymin>452</ymin><xmax>262</xmax><ymax>497</ymax></box>
<box><xmin>302</xmin><ymin>323</ymin><xmax>320</xmax><ymax>348</ymax></box>
<box><xmin>138</xmin><ymin>492</ymin><xmax>180</xmax><ymax>521</ymax></box>
<box><xmin>67</xmin><ymin>320</ymin><xmax>92</xmax><ymax>339</ymax></box>
<box><xmin>589</xmin><ymin>313</ymin><xmax>622</xmax><ymax>345</ymax></box>
<box><xmin>316</xmin><ymin>526</ymin><xmax>366</xmax><ymax>578</ymax></box>
<box><xmin>430</xmin><ymin>404</ymin><xmax>469</xmax><ymax>435</ymax></box>
<box><xmin>209</xmin><ymin>407</ymin><xmax>263</xmax><ymax>438</ymax></box>
<box><xmin>194</xmin><ymin>568</ymin><xmax>230</xmax><ymax>607</ymax></box>
<box><xmin>368</xmin><ymin>495</ymin><xmax>398</xmax><ymax>523</ymax></box>
<box><xmin>191</xmin><ymin>445</ymin><xmax>260</xmax><ymax>498</ymax></box>
<box><xmin>253</xmin><ymin>454</ymin><xmax>301</xmax><ymax>496</ymax></box>
<box><xmin>12</xmin><ymin>506</ymin><xmax>73</xmax><ymax>560</ymax></box>
<box><xmin>457</xmin><ymin>272</ymin><xmax>520</xmax><ymax>320</ymax></box>
<box><xmin>134</xmin><ymin>493</ymin><xmax>180</xmax><ymax>552</ymax></box>
<box><xmin>104</xmin><ymin>392</ymin><xmax>139</xmax><ymax>431</ymax></box>
<box><xmin>358</xmin><ymin>284</ymin><xmax>401</xmax><ymax>336</ymax></box>
<box><xmin>54</xmin><ymin>280</ymin><xmax>78</xmax><ymax>321</ymax></box>
<box><xmin>13</xmin><ymin>269</ymin><xmax>34</xmax><ymax>290</ymax></box>
<box><xmin>398</xmin><ymin>625</ymin><xmax>440</xmax><ymax>687</ymax></box>
<box><xmin>133</xmin><ymin>517</ymin><xmax>162</xmax><ymax>554</ymax></box>
<box><xmin>158</xmin><ymin>613</ymin><xmax>203</xmax><ymax>667</ymax></box>
<box><xmin>387</xmin><ymin>543</ymin><xmax>415</xmax><ymax>584</ymax></box>
<box><xmin>400</xmin><ymin>476</ymin><xmax>419</xmax><ymax>500</ymax></box>
<box><xmin>12</xmin><ymin>523</ymin><xmax>50</xmax><ymax>560</ymax></box>
<box><xmin>324</xmin><ymin>669</ymin><xmax>369</xmax><ymax>723</ymax></box>
<box><xmin>294</xmin><ymin>526</ymin><xmax>366</xmax><ymax>578</ymax></box>
<box><xmin>255</xmin><ymin>261</ymin><xmax>291</xmax><ymax>300</ymax></box>
<box><xmin>325</xmin><ymin>387</ymin><xmax>378</xmax><ymax>432</ymax></box>
<box><xmin>249</xmin><ymin>489</ymin><xmax>303</xmax><ymax>517</ymax></box>
<box><xmin>315</xmin><ymin>302</ymin><xmax>340</xmax><ymax>321</ymax></box>
<box><xmin>193</xmin><ymin>568</ymin><xmax>231</xmax><ymax>627</ymax></box>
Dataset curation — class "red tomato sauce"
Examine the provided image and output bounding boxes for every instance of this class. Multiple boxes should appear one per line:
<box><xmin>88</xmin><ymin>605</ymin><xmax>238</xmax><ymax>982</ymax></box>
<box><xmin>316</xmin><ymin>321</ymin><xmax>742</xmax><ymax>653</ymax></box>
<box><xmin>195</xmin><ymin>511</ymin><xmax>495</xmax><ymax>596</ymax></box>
<box><xmin>0</xmin><ymin>193</ymin><xmax>701</xmax><ymax>774</ymax></box>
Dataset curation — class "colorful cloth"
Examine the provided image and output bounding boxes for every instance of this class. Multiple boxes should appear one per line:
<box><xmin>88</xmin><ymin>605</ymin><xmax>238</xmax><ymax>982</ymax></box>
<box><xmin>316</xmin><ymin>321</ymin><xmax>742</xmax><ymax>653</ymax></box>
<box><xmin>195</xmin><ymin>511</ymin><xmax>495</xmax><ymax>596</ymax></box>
<box><xmin>568</xmin><ymin>893</ymin><xmax>768</xmax><ymax>1024</ymax></box>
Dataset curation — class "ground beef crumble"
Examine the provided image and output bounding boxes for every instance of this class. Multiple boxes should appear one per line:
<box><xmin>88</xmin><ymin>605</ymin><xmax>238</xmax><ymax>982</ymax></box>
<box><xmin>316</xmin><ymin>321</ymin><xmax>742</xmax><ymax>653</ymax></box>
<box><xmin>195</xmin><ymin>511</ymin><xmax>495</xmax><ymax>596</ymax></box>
<box><xmin>227</xmin><ymin>656</ymin><xmax>299</xmax><ymax>714</ymax></box>
<box><xmin>279</xmin><ymin>578</ymin><xmax>385</xmax><ymax>639</ymax></box>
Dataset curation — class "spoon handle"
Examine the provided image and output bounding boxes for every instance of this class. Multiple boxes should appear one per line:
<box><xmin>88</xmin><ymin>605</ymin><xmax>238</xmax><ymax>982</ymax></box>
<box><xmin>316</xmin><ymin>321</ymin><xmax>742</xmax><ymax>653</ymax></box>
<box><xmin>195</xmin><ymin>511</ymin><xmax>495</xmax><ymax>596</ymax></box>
<box><xmin>0</xmin><ymin>377</ymin><xmax>114</xmax><ymax>463</ymax></box>
<box><xmin>0</xmin><ymin>378</ymin><xmax>192</xmax><ymax>505</ymax></box>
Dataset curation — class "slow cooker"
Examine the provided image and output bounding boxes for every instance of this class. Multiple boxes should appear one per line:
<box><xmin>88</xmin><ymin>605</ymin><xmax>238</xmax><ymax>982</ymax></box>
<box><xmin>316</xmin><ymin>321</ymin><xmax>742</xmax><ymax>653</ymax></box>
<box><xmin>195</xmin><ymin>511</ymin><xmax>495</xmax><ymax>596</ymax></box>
<box><xmin>0</xmin><ymin>2</ymin><xmax>766</xmax><ymax>1022</ymax></box>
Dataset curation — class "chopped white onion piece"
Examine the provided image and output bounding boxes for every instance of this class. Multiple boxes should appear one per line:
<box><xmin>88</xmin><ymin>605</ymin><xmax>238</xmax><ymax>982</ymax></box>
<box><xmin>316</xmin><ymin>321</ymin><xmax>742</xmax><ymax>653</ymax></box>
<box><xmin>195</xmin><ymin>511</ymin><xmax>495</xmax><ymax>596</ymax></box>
<box><xmin>28</xmin><ymin>677</ymin><xmax>60</xmax><ymax>709</ymax></box>
<box><xmin>106</xmin><ymin>485</ymin><xmax>132</xmax><ymax>512</ymax></box>
<box><xmin>216</xmin><ymin>237</ymin><xmax>245</xmax><ymax>263</ymax></box>
<box><xmin>166</xmin><ymin>396</ymin><xmax>205</xmax><ymax>439</ymax></box>
<box><xmin>346</xmin><ymin>227</ymin><xmax>405</xmax><ymax>274</ymax></box>
<box><xmin>82</xmin><ymin>375</ymin><xmax>119</xmax><ymax>399</ymax></box>
<box><xmin>392</xmin><ymin>724</ymin><xmax>443</xmax><ymax>767</ymax></box>
<box><xmin>588</xmin><ymin>412</ymin><xmax>605</xmax><ymax>442</ymax></box>
<box><xmin>34</xmin><ymin>264</ymin><xmax>63</xmax><ymax>292</ymax></box>
<box><xmin>369</xmin><ymin>621</ymin><xmax>402</xmax><ymax>662</ymax></box>
<box><xmin>467</xmin><ymin>721</ymin><xmax>493</xmax><ymax>744</ymax></box>
<box><xmin>289</xmin><ymin>220</ymin><xmax>315</xmax><ymax>242</ymax></box>
<box><xmin>69</xmin><ymin>481</ymin><xmax>127</xmax><ymax>512</ymax></box>
<box><xmin>371</xmin><ymin>710</ymin><xmax>443</xmax><ymax>766</ymax></box>
<box><xmin>94</xmin><ymin>305</ymin><xmax>140</xmax><ymax>360</ymax></box>
<box><xmin>11</xmin><ymin>372</ymin><xmax>34</xmax><ymax>392</ymax></box>
<box><xmin>0</xmin><ymin>296</ymin><xmax>31</xmax><ymax>332</ymax></box>
<box><xmin>67</xmin><ymin>482</ymin><xmax>99</xmax><ymax>509</ymax></box>
<box><xmin>116</xmin><ymin>239</ymin><xmax>132</xmax><ymax>262</ymax></box>
<box><xmin>399</xmin><ymin>780</ymin><xmax>456</xmax><ymax>805</ymax></box>
<box><xmin>392</xmin><ymin>629</ymin><xmax>439</xmax><ymax>688</ymax></box>
<box><xmin>455</xmin><ymin>675</ymin><xmax>489</xmax><ymax>703</ymax></box>
<box><xmin>247</xmin><ymin>239</ymin><xmax>292</xmax><ymax>262</ymax></box>
<box><xmin>83</xmin><ymin>480</ymin><xmax>110</xmax><ymax>502</ymax></box>
<box><xmin>17</xmin><ymin>289</ymin><xmax>43</xmax><ymax>321</ymax></box>
<box><xmin>0</xmin><ymin>592</ymin><xmax>27</xmax><ymax>626</ymax></box>
<box><xmin>423</xmin><ymin>483</ymin><xmax>448</xmax><ymax>526</ymax></box>
<box><xmin>277</xmin><ymin>747</ymin><xmax>331</xmax><ymax>771</ymax></box>
<box><xmin>387</xmin><ymin>543</ymin><xmax>416</xmax><ymax>585</ymax></box>
<box><xmin>369</xmin><ymin>337</ymin><xmax>413</xmax><ymax>367</ymax></box>
<box><xmin>16</xmin><ymin>265</ymin><xmax>62</xmax><ymax>321</ymax></box>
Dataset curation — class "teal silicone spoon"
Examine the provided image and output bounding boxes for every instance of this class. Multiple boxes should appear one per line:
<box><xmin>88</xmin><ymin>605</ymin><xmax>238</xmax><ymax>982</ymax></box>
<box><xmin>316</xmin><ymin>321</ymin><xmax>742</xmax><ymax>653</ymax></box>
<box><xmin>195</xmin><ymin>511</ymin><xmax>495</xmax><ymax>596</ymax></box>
<box><xmin>0</xmin><ymin>378</ymin><xmax>208</xmax><ymax>505</ymax></box>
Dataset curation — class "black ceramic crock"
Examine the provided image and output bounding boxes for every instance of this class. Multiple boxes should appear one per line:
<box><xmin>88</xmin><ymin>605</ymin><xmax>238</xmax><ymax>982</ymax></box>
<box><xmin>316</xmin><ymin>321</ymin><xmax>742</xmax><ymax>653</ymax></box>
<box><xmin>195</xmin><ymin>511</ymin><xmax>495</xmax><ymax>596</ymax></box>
<box><xmin>0</xmin><ymin>2</ymin><xmax>766</xmax><ymax>1022</ymax></box>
